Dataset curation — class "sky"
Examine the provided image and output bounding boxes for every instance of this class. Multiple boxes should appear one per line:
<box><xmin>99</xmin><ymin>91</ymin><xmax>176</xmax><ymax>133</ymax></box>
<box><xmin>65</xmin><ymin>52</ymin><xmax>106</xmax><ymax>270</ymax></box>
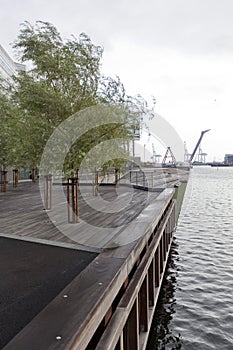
<box><xmin>1</xmin><ymin>0</ymin><xmax>233</xmax><ymax>162</ymax></box>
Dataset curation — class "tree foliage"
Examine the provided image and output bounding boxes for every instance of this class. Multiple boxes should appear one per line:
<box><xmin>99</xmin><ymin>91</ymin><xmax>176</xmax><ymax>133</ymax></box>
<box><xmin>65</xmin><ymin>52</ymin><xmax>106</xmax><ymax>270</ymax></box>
<box><xmin>1</xmin><ymin>21</ymin><xmax>151</xmax><ymax>174</ymax></box>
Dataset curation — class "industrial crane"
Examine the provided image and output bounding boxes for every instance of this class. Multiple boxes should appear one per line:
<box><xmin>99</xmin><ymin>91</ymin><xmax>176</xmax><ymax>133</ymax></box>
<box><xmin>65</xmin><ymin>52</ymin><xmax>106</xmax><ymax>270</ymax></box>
<box><xmin>189</xmin><ymin>129</ymin><xmax>210</xmax><ymax>164</ymax></box>
<box><xmin>162</xmin><ymin>146</ymin><xmax>177</xmax><ymax>167</ymax></box>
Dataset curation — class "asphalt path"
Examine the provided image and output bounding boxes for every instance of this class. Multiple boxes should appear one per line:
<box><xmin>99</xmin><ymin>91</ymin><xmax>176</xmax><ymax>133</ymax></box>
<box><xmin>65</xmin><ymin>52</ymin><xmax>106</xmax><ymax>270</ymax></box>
<box><xmin>0</xmin><ymin>237</ymin><xmax>97</xmax><ymax>349</ymax></box>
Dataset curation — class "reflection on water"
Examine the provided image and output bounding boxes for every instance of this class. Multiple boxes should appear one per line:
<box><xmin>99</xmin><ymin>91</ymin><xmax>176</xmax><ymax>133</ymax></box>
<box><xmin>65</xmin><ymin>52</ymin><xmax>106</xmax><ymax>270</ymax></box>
<box><xmin>147</xmin><ymin>238</ymin><xmax>183</xmax><ymax>350</ymax></box>
<box><xmin>148</xmin><ymin>167</ymin><xmax>233</xmax><ymax>350</ymax></box>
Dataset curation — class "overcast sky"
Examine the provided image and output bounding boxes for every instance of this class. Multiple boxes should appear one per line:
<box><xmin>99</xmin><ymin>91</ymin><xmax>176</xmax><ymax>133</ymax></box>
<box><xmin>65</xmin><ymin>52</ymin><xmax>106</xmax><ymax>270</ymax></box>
<box><xmin>1</xmin><ymin>0</ymin><xmax>233</xmax><ymax>161</ymax></box>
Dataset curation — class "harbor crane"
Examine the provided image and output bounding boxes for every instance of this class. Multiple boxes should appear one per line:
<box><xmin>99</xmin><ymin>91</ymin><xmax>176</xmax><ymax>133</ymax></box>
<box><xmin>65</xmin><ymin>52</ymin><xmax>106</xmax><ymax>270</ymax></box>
<box><xmin>189</xmin><ymin>129</ymin><xmax>210</xmax><ymax>164</ymax></box>
<box><xmin>162</xmin><ymin>146</ymin><xmax>177</xmax><ymax>167</ymax></box>
<box><xmin>151</xmin><ymin>143</ymin><xmax>162</xmax><ymax>164</ymax></box>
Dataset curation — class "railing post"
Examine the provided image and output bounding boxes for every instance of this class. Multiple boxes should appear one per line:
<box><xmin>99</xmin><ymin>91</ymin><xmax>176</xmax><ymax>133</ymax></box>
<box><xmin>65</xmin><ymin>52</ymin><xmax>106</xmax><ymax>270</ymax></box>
<box><xmin>31</xmin><ymin>168</ymin><xmax>36</xmax><ymax>182</ymax></box>
<box><xmin>155</xmin><ymin>246</ymin><xmax>160</xmax><ymax>287</ymax></box>
<box><xmin>116</xmin><ymin>334</ymin><xmax>124</xmax><ymax>350</ymax></box>
<box><xmin>44</xmin><ymin>174</ymin><xmax>52</xmax><ymax>210</ymax></box>
<box><xmin>148</xmin><ymin>258</ymin><xmax>155</xmax><ymax>306</ymax></box>
<box><xmin>115</xmin><ymin>168</ymin><xmax>119</xmax><ymax>186</ymax></box>
<box><xmin>1</xmin><ymin>170</ymin><xmax>7</xmax><ymax>192</ymax></box>
<box><xmin>160</xmin><ymin>238</ymin><xmax>164</xmax><ymax>273</ymax></box>
<box><xmin>123</xmin><ymin>299</ymin><xmax>139</xmax><ymax>350</ymax></box>
<box><xmin>13</xmin><ymin>169</ymin><xmax>19</xmax><ymax>188</ymax></box>
<box><xmin>67</xmin><ymin>177</ymin><xmax>78</xmax><ymax>223</ymax></box>
<box><xmin>143</xmin><ymin>171</ymin><xmax>146</xmax><ymax>187</ymax></box>
<box><xmin>163</xmin><ymin>232</ymin><xmax>166</xmax><ymax>259</ymax></box>
<box><xmin>139</xmin><ymin>275</ymin><xmax>149</xmax><ymax>332</ymax></box>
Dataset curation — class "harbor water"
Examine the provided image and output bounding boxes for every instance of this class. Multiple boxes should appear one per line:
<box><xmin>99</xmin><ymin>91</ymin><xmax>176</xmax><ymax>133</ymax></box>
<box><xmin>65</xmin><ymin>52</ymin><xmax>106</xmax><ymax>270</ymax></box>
<box><xmin>147</xmin><ymin>166</ymin><xmax>233</xmax><ymax>350</ymax></box>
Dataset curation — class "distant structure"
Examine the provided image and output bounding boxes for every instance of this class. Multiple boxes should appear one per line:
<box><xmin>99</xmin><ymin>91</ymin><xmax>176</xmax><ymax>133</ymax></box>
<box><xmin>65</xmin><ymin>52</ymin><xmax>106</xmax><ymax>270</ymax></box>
<box><xmin>224</xmin><ymin>154</ymin><xmax>233</xmax><ymax>165</ymax></box>
<box><xmin>0</xmin><ymin>44</ymin><xmax>25</xmax><ymax>83</ymax></box>
<box><xmin>197</xmin><ymin>147</ymin><xmax>207</xmax><ymax>163</ymax></box>
<box><xmin>189</xmin><ymin>129</ymin><xmax>210</xmax><ymax>164</ymax></box>
<box><xmin>184</xmin><ymin>141</ymin><xmax>191</xmax><ymax>163</ymax></box>
<box><xmin>151</xmin><ymin>143</ymin><xmax>162</xmax><ymax>165</ymax></box>
<box><xmin>162</xmin><ymin>146</ymin><xmax>176</xmax><ymax>167</ymax></box>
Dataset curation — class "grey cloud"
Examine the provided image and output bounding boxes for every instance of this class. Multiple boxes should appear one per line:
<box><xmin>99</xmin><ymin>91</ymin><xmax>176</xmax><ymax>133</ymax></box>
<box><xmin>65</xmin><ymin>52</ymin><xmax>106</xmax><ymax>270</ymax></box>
<box><xmin>2</xmin><ymin>0</ymin><xmax>233</xmax><ymax>57</ymax></box>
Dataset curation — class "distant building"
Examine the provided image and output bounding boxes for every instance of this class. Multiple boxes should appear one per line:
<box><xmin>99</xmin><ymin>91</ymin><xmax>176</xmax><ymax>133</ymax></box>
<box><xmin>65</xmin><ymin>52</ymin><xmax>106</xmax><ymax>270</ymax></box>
<box><xmin>224</xmin><ymin>154</ymin><xmax>233</xmax><ymax>165</ymax></box>
<box><xmin>0</xmin><ymin>45</ymin><xmax>26</xmax><ymax>178</ymax></box>
<box><xmin>0</xmin><ymin>44</ymin><xmax>25</xmax><ymax>83</ymax></box>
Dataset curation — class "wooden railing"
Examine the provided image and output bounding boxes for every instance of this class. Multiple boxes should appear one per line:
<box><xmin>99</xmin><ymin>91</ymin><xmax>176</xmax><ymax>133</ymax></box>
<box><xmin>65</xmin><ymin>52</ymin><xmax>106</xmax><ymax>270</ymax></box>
<box><xmin>95</xmin><ymin>200</ymin><xmax>176</xmax><ymax>350</ymax></box>
<box><xmin>3</xmin><ymin>189</ymin><xmax>177</xmax><ymax>350</ymax></box>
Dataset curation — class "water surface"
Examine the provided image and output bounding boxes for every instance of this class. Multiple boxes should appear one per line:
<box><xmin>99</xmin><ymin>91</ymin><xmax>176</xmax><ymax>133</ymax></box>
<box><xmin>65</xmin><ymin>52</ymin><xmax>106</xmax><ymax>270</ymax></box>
<box><xmin>148</xmin><ymin>166</ymin><xmax>233</xmax><ymax>349</ymax></box>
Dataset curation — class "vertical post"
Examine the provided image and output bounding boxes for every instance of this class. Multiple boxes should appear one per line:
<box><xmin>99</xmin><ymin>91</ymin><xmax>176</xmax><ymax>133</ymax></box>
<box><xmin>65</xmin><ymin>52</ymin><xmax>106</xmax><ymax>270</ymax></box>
<box><xmin>76</xmin><ymin>168</ymin><xmax>79</xmax><ymax>186</ymax></box>
<box><xmin>67</xmin><ymin>177</ymin><xmax>78</xmax><ymax>223</ymax></box>
<box><xmin>163</xmin><ymin>232</ymin><xmax>167</xmax><ymax>259</ymax></box>
<box><xmin>32</xmin><ymin>168</ymin><xmax>36</xmax><ymax>182</ymax></box>
<box><xmin>13</xmin><ymin>169</ymin><xmax>19</xmax><ymax>188</ymax></box>
<box><xmin>139</xmin><ymin>275</ymin><xmax>149</xmax><ymax>332</ymax></box>
<box><xmin>44</xmin><ymin>174</ymin><xmax>52</xmax><ymax>210</ymax></box>
<box><xmin>165</xmin><ymin>216</ymin><xmax>172</xmax><ymax>247</ymax></box>
<box><xmin>132</xmin><ymin>139</ymin><xmax>135</xmax><ymax>159</ymax></box>
<box><xmin>160</xmin><ymin>238</ymin><xmax>164</xmax><ymax>273</ymax></box>
<box><xmin>1</xmin><ymin>170</ymin><xmax>7</xmax><ymax>192</ymax></box>
<box><xmin>95</xmin><ymin>169</ymin><xmax>99</xmax><ymax>196</ymax></box>
<box><xmin>167</xmin><ymin>223</ymin><xmax>169</xmax><ymax>251</ymax></box>
<box><xmin>115</xmin><ymin>168</ymin><xmax>119</xmax><ymax>186</ymax></box>
<box><xmin>148</xmin><ymin>258</ymin><xmax>155</xmax><ymax>307</ymax></box>
<box><xmin>115</xmin><ymin>334</ymin><xmax>124</xmax><ymax>350</ymax></box>
<box><xmin>172</xmin><ymin>203</ymin><xmax>176</xmax><ymax>233</ymax></box>
<box><xmin>123</xmin><ymin>299</ymin><xmax>139</xmax><ymax>350</ymax></box>
<box><xmin>67</xmin><ymin>179</ymin><xmax>70</xmax><ymax>223</ymax></box>
<box><xmin>155</xmin><ymin>246</ymin><xmax>160</xmax><ymax>287</ymax></box>
<box><xmin>119</xmin><ymin>333</ymin><xmax>124</xmax><ymax>350</ymax></box>
<box><xmin>143</xmin><ymin>171</ymin><xmax>146</xmax><ymax>187</ymax></box>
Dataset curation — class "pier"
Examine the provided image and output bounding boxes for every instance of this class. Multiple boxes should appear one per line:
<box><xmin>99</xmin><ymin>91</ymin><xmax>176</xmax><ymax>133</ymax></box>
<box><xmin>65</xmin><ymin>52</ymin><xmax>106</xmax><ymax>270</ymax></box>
<box><xmin>0</xmin><ymin>168</ymin><xmax>188</xmax><ymax>350</ymax></box>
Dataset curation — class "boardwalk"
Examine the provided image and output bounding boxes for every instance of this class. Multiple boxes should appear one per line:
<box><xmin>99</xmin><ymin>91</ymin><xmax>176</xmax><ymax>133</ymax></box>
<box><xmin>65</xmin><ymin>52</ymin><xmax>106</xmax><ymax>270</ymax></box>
<box><xmin>0</xmin><ymin>169</ymin><xmax>188</xmax><ymax>350</ymax></box>
<box><xmin>0</xmin><ymin>179</ymin><xmax>159</xmax><ymax>349</ymax></box>
<box><xmin>0</xmin><ymin>181</ymin><xmax>159</xmax><ymax>250</ymax></box>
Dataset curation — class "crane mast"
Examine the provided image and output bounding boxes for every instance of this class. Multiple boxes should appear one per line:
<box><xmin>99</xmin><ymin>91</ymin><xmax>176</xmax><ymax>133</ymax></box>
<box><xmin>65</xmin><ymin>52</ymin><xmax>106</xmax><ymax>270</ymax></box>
<box><xmin>189</xmin><ymin>129</ymin><xmax>210</xmax><ymax>163</ymax></box>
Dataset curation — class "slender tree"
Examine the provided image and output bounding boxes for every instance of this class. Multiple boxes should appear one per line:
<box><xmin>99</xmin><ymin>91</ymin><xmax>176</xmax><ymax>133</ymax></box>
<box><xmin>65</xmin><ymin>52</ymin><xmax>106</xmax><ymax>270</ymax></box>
<box><xmin>4</xmin><ymin>21</ymin><xmax>151</xmax><ymax>174</ymax></box>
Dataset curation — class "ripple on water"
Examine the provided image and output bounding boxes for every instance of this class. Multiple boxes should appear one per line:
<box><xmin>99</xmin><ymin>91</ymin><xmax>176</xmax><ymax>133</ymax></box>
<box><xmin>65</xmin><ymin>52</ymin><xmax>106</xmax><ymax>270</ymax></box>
<box><xmin>148</xmin><ymin>167</ymin><xmax>233</xmax><ymax>350</ymax></box>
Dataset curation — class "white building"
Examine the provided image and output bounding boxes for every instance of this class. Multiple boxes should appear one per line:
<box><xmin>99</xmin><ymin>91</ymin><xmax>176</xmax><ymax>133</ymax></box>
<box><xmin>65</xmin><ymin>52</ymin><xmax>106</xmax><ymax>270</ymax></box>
<box><xmin>0</xmin><ymin>45</ymin><xmax>26</xmax><ymax>179</ymax></box>
<box><xmin>0</xmin><ymin>44</ymin><xmax>25</xmax><ymax>83</ymax></box>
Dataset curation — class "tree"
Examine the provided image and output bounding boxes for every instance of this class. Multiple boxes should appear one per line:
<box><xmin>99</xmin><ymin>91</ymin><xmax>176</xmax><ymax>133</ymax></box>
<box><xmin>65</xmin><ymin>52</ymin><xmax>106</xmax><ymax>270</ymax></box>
<box><xmin>6</xmin><ymin>21</ymin><xmax>151</xmax><ymax>175</ymax></box>
<box><xmin>0</xmin><ymin>82</ymin><xmax>21</xmax><ymax>170</ymax></box>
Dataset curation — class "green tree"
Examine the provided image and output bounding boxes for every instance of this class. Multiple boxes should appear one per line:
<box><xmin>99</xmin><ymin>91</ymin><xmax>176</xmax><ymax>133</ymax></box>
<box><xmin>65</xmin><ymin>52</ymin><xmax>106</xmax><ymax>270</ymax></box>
<box><xmin>11</xmin><ymin>23</ymin><xmax>116</xmax><ymax>169</ymax></box>
<box><xmin>6</xmin><ymin>21</ymin><xmax>150</xmax><ymax>174</ymax></box>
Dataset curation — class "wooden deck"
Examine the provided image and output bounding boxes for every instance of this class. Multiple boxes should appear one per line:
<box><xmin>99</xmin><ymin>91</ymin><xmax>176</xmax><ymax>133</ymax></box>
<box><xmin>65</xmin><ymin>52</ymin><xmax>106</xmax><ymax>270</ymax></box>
<box><xmin>1</xmin><ymin>169</ymin><xmax>189</xmax><ymax>350</ymax></box>
<box><xmin>0</xmin><ymin>181</ymin><xmax>160</xmax><ymax>252</ymax></box>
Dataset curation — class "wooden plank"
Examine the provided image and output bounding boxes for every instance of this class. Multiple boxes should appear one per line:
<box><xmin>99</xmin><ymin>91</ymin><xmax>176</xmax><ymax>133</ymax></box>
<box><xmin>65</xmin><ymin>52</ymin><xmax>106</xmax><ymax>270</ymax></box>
<box><xmin>139</xmin><ymin>275</ymin><xmax>149</xmax><ymax>332</ymax></box>
<box><xmin>148</xmin><ymin>258</ymin><xmax>155</xmax><ymax>307</ymax></box>
<box><xmin>160</xmin><ymin>238</ymin><xmax>164</xmax><ymax>273</ymax></box>
<box><xmin>0</xmin><ymin>182</ymin><xmax>165</xmax><ymax>249</ymax></box>
<box><xmin>123</xmin><ymin>299</ymin><xmax>139</xmax><ymax>350</ymax></box>
<box><xmin>155</xmin><ymin>245</ymin><xmax>160</xmax><ymax>287</ymax></box>
<box><xmin>95</xmin><ymin>308</ymin><xmax>126</xmax><ymax>350</ymax></box>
